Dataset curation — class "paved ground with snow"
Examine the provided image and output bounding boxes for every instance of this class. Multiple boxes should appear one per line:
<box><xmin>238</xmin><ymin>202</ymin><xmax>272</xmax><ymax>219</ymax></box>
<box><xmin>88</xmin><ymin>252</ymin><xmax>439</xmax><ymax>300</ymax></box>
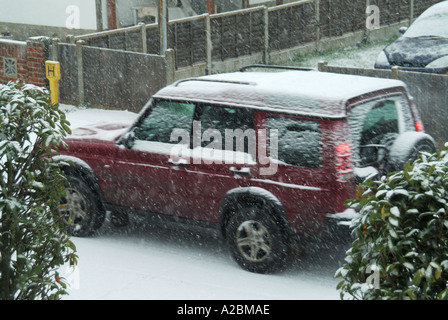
<box><xmin>62</xmin><ymin>216</ymin><xmax>347</xmax><ymax>300</ymax></box>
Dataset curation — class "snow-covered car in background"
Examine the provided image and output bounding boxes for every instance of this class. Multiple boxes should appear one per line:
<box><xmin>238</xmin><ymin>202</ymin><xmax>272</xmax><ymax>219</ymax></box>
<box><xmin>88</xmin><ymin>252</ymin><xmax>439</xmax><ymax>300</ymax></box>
<box><xmin>374</xmin><ymin>1</ymin><xmax>448</xmax><ymax>74</ymax></box>
<box><xmin>56</xmin><ymin>65</ymin><xmax>436</xmax><ymax>273</ymax></box>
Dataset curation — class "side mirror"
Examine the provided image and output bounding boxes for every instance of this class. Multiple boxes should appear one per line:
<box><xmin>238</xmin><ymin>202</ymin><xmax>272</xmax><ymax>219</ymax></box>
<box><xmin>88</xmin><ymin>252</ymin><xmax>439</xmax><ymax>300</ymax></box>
<box><xmin>359</xmin><ymin>144</ymin><xmax>388</xmax><ymax>167</ymax></box>
<box><xmin>117</xmin><ymin>130</ymin><xmax>135</xmax><ymax>149</ymax></box>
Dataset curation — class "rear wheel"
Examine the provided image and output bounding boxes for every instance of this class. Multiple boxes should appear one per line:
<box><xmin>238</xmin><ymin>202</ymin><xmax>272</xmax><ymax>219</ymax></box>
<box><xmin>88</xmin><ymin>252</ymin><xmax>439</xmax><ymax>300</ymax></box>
<box><xmin>226</xmin><ymin>206</ymin><xmax>291</xmax><ymax>273</ymax></box>
<box><xmin>59</xmin><ymin>175</ymin><xmax>104</xmax><ymax>237</ymax></box>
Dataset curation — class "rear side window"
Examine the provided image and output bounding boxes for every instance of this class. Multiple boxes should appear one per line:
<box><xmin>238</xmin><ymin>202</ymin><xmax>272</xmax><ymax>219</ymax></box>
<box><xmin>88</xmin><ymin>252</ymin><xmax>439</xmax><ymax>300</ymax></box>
<box><xmin>267</xmin><ymin>116</ymin><xmax>322</xmax><ymax>168</ymax></box>
<box><xmin>349</xmin><ymin>94</ymin><xmax>415</xmax><ymax>166</ymax></box>
<box><xmin>360</xmin><ymin>100</ymin><xmax>399</xmax><ymax>145</ymax></box>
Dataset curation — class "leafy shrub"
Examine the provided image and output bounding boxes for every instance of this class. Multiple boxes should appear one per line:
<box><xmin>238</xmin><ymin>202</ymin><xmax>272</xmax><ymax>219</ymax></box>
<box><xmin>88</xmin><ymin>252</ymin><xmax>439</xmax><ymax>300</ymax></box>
<box><xmin>336</xmin><ymin>144</ymin><xmax>448</xmax><ymax>300</ymax></box>
<box><xmin>0</xmin><ymin>81</ymin><xmax>76</xmax><ymax>300</ymax></box>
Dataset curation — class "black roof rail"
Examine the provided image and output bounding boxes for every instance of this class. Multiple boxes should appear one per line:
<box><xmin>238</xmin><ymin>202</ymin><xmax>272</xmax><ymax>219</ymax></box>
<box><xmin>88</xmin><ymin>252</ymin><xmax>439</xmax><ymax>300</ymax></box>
<box><xmin>239</xmin><ymin>64</ymin><xmax>313</xmax><ymax>72</ymax></box>
<box><xmin>174</xmin><ymin>78</ymin><xmax>256</xmax><ymax>87</ymax></box>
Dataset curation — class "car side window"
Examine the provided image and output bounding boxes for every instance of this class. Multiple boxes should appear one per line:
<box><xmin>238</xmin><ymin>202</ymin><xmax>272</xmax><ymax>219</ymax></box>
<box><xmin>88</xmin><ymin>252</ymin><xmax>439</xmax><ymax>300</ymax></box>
<box><xmin>349</xmin><ymin>97</ymin><xmax>408</xmax><ymax>166</ymax></box>
<box><xmin>199</xmin><ymin>105</ymin><xmax>254</xmax><ymax>152</ymax></box>
<box><xmin>134</xmin><ymin>100</ymin><xmax>195</xmax><ymax>143</ymax></box>
<box><xmin>360</xmin><ymin>100</ymin><xmax>399</xmax><ymax>145</ymax></box>
<box><xmin>267</xmin><ymin>116</ymin><xmax>322</xmax><ymax>168</ymax></box>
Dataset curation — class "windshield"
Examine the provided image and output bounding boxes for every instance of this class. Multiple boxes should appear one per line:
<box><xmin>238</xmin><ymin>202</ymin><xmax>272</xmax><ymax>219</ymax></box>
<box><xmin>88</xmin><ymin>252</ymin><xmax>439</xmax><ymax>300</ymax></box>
<box><xmin>404</xmin><ymin>10</ymin><xmax>448</xmax><ymax>38</ymax></box>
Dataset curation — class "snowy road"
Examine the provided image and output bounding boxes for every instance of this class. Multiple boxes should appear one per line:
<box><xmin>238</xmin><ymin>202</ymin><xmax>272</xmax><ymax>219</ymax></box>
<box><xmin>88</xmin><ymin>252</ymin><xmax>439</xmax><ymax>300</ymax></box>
<box><xmin>60</xmin><ymin>106</ymin><xmax>347</xmax><ymax>300</ymax></box>
<box><xmin>63</xmin><ymin>220</ymin><xmax>345</xmax><ymax>300</ymax></box>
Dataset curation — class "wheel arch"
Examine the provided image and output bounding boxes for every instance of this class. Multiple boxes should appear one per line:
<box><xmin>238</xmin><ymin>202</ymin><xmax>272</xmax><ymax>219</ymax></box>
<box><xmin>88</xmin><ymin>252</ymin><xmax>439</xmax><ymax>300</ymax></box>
<box><xmin>218</xmin><ymin>187</ymin><xmax>291</xmax><ymax>239</ymax></box>
<box><xmin>53</xmin><ymin>155</ymin><xmax>106</xmax><ymax>213</ymax></box>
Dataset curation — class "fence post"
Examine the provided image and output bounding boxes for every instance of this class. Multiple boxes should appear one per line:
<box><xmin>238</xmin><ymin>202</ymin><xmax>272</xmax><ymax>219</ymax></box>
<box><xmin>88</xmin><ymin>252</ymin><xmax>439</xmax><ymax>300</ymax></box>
<box><xmin>76</xmin><ymin>40</ymin><xmax>85</xmax><ymax>106</ymax></box>
<box><xmin>66</xmin><ymin>35</ymin><xmax>76</xmax><ymax>44</ymax></box>
<box><xmin>165</xmin><ymin>48</ymin><xmax>176</xmax><ymax>85</ymax></box>
<box><xmin>205</xmin><ymin>14</ymin><xmax>213</xmax><ymax>75</ymax></box>
<box><xmin>409</xmin><ymin>0</ymin><xmax>415</xmax><ymax>24</ymax></box>
<box><xmin>317</xmin><ymin>61</ymin><xmax>328</xmax><ymax>72</ymax></box>
<box><xmin>315</xmin><ymin>0</ymin><xmax>320</xmax><ymax>42</ymax></box>
<box><xmin>263</xmin><ymin>6</ymin><xmax>270</xmax><ymax>64</ymax></box>
<box><xmin>140</xmin><ymin>23</ymin><xmax>147</xmax><ymax>54</ymax></box>
<box><xmin>50</xmin><ymin>38</ymin><xmax>59</xmax><ymax>61</ymax></box>
<box><xmin>363</xmin><ymin>0</ymin><xmax>370</xmax><ymax>43</ymax></box>
<box><xmin>95</xmin><ymin>0</ymin><xmax>104</xmax><ymax>31</ymax></box>
<box><xmin>391</xmin><ymin>66</ymin><xmax>400</xmax><ymax>79</ymax></box>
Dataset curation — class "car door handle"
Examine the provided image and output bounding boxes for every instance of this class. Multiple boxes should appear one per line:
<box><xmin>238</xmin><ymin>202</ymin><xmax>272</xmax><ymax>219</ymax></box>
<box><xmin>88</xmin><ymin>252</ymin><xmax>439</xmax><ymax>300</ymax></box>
<box><xmin>168</xmin><ymin>158</ymin><xmax>188</xmax><ymax>168</ymax></box>
<box><xmin>230</xmin><ymin>167</ymin><xmax>251</xmax><ymax>176</ymax></box>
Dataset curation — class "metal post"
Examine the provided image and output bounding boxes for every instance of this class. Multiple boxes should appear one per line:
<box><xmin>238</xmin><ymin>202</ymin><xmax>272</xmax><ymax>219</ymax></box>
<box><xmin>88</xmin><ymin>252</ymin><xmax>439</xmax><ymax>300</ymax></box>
<box><xmin>45</xmin><ymin>61</ymin><xmax>61</xmax><ymax>105</ymax></box>
<box><xmin>159</xmin><ymin>0</ymin><xmax>168</xmax><ymax>55</ymax></box>
<box><xmin>315</xmin><ymin>0</ymin><xmax>320</xmax><ymax>42</ymax></box>
<box><xmin>263</xmin><ymin>6</ymin><xmax>269</xmax><ymax>64</ymax></box>
<box><xmin>95</xmin><ymin>0</ymin><xmax>103</xmax><ymax>31</ymax></box>
<box><xmin>205</xmin><ymin>14</ymin><xmax>212</xmax><ymax>74</ymax></box>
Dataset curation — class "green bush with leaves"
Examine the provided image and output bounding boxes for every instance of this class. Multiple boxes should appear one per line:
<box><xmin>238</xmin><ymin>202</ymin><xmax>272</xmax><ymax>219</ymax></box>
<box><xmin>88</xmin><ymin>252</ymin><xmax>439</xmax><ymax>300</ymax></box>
<box><xmin>336</xmin><ymin>144</ymin><xmax>448</xmax><ymax>300</ymax></box>
<box><xmin>0</xmin><ymin>81</ymin><xmax>77</xmax><ymax>300</ymax></box>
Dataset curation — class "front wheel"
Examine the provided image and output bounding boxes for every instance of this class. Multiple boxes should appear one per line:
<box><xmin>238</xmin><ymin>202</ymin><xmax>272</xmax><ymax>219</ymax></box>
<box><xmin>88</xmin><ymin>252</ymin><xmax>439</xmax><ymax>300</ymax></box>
<box><xmin>226</xmin><ymin>206</ymin><xmax>291</xmax><ymax>273</ymax></box>
<box><xmin>59</xmin><ymin>175</ymin><xmax>104</xmax><ymax>237</ymax></box>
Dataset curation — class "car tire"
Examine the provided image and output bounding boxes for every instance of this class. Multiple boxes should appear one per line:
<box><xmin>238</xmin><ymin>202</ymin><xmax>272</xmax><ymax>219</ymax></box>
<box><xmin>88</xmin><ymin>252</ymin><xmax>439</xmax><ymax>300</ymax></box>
<box><xmin>59</xmin><ymin>175</ymin><xmax>105</xmax><ymax>237</ymax></box>
<box><xmin>385</xmin><ymin>131</ymin><xmax>436</xmax><ymax>173</ymax></box>
<box><xmin>226</xmin><ymin>205</ymin><xmax>291</xmax><ymax>273</ymax></box>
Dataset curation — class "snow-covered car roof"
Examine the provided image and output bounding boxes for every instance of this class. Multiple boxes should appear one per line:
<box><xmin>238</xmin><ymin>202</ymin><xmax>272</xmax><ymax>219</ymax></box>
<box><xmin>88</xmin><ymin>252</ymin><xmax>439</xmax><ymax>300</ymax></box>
<box><xmin>154</xmin><ymin>70</ymin><xmax>408</xmax><ymax>118</ymax></box>
<box><xmin>403</xmin><ymin>0</ymin><xmax>448</xmax><ymax>38</ymax></box>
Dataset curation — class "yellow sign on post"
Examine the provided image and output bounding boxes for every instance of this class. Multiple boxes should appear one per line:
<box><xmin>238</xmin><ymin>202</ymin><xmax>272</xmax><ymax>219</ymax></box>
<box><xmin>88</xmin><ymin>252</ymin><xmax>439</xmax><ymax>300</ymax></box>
<box><xmin>45</xmin><ymin>61</ymin><xmax>61</xmax><ymax>105</ymax></box>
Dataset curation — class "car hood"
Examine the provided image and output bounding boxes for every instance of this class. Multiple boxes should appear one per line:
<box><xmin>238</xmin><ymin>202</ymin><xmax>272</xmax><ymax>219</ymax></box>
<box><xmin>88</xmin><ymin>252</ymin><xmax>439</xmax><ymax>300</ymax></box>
<box><xmin>68</xmin><ymin>121</ymin><xmax>132</xmax><ymax>143</ymax></box>
<box><xmin>384</xmin><ymin>36</ymin><xmax>448</xmax><ymax>67</ymax></box>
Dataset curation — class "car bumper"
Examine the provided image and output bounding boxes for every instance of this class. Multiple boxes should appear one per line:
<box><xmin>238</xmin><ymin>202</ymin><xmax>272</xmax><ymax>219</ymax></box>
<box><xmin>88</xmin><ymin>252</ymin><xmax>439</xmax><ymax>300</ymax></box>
<box><xmin>325</xmin><ymin>209</ymin><xmax>359</xmax><ymax>243</ymax></box>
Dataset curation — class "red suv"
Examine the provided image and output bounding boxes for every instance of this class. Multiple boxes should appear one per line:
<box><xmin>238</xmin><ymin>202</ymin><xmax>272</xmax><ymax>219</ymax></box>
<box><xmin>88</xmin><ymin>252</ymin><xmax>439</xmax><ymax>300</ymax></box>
<box><xmin>56</xmin><ymin>65</ymin><xmax>436</xmax><ymax>273</ymax></box>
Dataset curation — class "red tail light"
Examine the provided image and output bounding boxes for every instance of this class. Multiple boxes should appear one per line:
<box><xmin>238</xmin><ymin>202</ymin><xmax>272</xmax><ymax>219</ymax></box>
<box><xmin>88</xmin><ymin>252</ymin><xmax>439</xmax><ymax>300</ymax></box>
<box><xmin>336</xmin><ymin>142</ymin><xmax>353</xmax><ymax>181</ymax></box>
<box><xmin>414</xmin><ymin>120</ymin><xmax>424</xmax><ymax>132</ymax></box>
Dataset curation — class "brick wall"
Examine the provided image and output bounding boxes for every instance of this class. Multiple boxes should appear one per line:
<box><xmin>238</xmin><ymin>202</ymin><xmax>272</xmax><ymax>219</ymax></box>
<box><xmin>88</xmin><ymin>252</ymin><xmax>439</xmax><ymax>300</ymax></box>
<box><xmin>0</xmin><ymin>39</ymin><xmax>47</xmax><ymax>87</ymax></box>
<box><xmin>26</xmin><ymin>41</ymin><xmax>46</xmax><ymax>87</ymax></box>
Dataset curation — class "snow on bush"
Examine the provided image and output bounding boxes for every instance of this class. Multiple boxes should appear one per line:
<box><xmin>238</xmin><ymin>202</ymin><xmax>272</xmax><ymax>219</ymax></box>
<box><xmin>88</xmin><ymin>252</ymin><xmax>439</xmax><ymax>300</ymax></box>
<box><xmin>336</xmin><ymin>144</ymin><xmax>448</xmax><ymax>300</ymax></box>
<box><xmin>0</xmin><ymin>81</ymin><xmax>76</xmax><ymax>300</ymax></box>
